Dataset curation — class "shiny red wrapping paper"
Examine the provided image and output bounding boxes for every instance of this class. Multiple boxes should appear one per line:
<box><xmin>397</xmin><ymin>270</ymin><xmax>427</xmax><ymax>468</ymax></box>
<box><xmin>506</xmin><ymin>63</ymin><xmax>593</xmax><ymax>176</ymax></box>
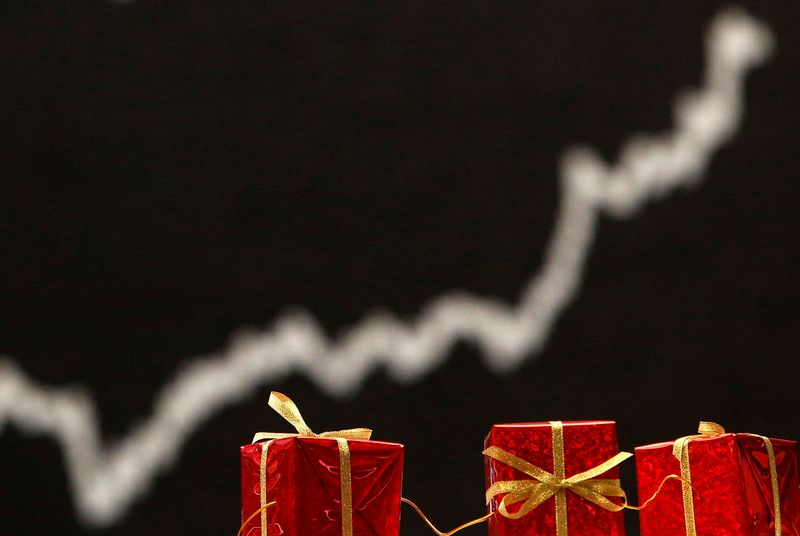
<box><xmin>484</xmin><ymin>421</ymin><xmax>626</xmax><ymax>535</ymax></box>
<box><xmin>636</xmin><ymin>432</ymin><xmax>800</xmax><ymax>535</ymax></box>
<box><xmin>241</xmin><ymin>436</ymin><xmax>404</xmax><ymax>536</ymax></box>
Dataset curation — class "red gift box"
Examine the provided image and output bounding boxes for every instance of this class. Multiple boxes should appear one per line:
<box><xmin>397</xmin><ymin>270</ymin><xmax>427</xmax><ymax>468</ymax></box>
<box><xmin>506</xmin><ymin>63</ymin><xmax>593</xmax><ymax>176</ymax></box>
<box><xmin>636</xmin><ymin>421</ymin><xmax>800</xmax><ymax>535</ymax></box>
<box><xmin>240</xmin><ymin>393</ymin><xmax>404</xmax><ymax>536</ymax></box>
<box><xmin>483</xmin><ymin>420</ymin><xmax>630</xmax><ymax>536</ymax></box>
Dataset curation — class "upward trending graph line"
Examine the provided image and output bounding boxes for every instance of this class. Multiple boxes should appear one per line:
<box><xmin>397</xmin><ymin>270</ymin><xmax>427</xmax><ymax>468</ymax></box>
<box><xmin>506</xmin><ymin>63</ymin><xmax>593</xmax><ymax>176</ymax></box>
<box><xmin>0</xmin><ymin>9</ymin><xmax>773</xmax><ymax>528</ymax></box>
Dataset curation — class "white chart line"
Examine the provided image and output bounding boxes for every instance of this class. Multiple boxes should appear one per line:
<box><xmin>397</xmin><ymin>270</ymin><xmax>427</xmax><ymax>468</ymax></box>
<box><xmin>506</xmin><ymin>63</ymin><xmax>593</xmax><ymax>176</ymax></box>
<box><xmin>0</xmin><ymin>9</ymin><xmax>773</xmax><ymax>528</ymax></box>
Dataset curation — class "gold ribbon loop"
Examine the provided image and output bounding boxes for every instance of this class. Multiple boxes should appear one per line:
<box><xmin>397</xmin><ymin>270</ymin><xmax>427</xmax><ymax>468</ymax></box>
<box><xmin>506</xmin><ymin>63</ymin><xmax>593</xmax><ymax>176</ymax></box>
<box><xmin>673</xmin><ymin>422</ymin><xmax>782</xmax><ymax>536</ymax></box>
<box><xmin>248</xmin><ymin>392</ymin><xmax>372</xmax><ymax>536</ymax></box>
<box><xmin>265</xmin><ymin>391</ymin><xmax>315</xmax><ymax>436</ymax></box>
<box><xmin>484</xmin><ymin>421</ymin><xmax>632</xmax><ymax>535</ymax></box>
<box><xmin>697</xmin><ymin>421</ymin><xmax>725</xmax><ymax>436</ymax></box>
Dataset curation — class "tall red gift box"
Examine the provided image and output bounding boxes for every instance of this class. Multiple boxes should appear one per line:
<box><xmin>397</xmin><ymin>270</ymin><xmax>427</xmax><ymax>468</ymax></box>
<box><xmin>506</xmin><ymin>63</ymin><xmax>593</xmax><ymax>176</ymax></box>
<box><xmin>483</xmin><ymin>420</ymin><xmax>631</xmax><ymax>536</ymax></box>
<box><xmin>636</xmin><ymin>421</ymin><xmax>800</xmax><ymax>535</ymax></box>
<box><xmin>240</xmin><ymin>393</ymin><xmax>404</xmax><ymax>536</ymax></box>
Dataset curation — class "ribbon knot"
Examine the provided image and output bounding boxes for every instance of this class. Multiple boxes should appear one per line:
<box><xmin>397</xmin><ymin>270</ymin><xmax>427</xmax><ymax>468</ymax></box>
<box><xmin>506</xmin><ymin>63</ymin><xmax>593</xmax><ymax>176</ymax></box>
<box><xmin>484</xmin><ymin>421</ymin><xmax>632</xmax><ymax>535</ymax></box>
<box><xmin>673</xmin><ymin>421</ymin><xmax>725</xmax><ymax>460</ymax></box>
<box><xmin>252</xmin><ymin>391</ymin><xmax>372</xmax><ymax>443</ymax></box>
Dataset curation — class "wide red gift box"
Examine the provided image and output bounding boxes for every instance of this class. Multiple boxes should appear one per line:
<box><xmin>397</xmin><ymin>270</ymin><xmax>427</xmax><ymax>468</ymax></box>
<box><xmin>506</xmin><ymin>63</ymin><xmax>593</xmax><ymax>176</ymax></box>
<box><xmin>240</xmin><ymin>392</ymin><xmax>404</xmax><ymax>536</ymax></box>
<box><xmin>483</xmin><ymin>420</ymin><xmax>631</xmax><ymax>536</ymax></box>
<box><xmin>636</xmin><ymin>421</ymin><xmax>800</xmax><ymax>535</ymax></box>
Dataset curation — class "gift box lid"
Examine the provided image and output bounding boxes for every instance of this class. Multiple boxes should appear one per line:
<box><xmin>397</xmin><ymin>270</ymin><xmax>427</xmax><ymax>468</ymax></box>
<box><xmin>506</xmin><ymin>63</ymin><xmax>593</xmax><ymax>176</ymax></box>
<box><xmin>634</xmin><ymin>433</ymin><xmax>796</xmax><ymax>453</ymax></box>
<box><xmin>486</xmin><ymin>420</ymin><xmax>617</xmax><ymax>442</ymax></box>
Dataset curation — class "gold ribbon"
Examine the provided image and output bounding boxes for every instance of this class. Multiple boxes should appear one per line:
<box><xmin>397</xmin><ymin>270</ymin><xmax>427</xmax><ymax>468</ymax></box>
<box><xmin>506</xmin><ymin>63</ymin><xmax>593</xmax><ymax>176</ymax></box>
<box><xmin>401</xmin><ymin>497</ymin><xmax>494</xmax><ymax>536</ymax></box>
<box><xmin>672</xmin><ymin>421</ymin><xmax>782</xmax><ymax>536</ymax></box>
<box><xmin>483</xmin><ymin>421</ymin><xmax>632</xmax><ymax>536</ymax></box>
<box><xmin>237</xmin><ymin>501</ymin><xmax>276</xmax><ymax>536</ymax></box>
<box><xmin>250</xmin><ymin>392</ymin><xmax>372</xmax><ymax>536</ymax></box>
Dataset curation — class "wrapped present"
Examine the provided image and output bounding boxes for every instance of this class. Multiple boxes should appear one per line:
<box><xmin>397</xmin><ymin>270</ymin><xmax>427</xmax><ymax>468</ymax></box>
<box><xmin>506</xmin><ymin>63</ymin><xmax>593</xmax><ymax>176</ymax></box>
<box><xmin>240</xmin><ymin>392</ymin><xmax>404</xmax><ymax>536</ymax></box>
<box><xmin>636</xmin><ymin>421</ymin><xmax>800</xmax><ymax>535</ymax></box>
<box><xmin>483</xmin><ymin>420</ymin><xmax>631</xmax><ymax>536</ymax></box>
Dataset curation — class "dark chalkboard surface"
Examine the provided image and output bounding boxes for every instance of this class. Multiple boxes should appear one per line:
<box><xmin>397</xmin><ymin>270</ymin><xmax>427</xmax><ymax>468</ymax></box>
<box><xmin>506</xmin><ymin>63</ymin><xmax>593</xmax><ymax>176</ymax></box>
<box><xmin>1</xmin><ymin>1</ymin><xmax>798</xmax><ymax>534</ymax></box>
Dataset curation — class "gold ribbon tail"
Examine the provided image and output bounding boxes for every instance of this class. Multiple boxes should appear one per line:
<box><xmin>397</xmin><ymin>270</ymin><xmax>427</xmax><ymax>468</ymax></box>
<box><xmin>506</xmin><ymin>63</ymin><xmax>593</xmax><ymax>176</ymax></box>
<box><xmin>401</xmin><ymin>497</ymin><xmax>494</xmax><ymax>536</ymax></box>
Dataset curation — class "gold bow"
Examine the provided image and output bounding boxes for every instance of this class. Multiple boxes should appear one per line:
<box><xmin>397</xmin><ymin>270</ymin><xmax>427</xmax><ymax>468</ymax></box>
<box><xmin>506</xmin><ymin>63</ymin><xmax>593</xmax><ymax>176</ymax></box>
<box><xmin>483</xmin><ymin>421</ymin><xmax>632</xmax><ymax>536</ymax></box>
<box><xmin>672</xmin><ymin>421</ymin><xmax>782</xmax><ymax>536</ymax></box>
<box><xmin>250</xmin><ymin>392</ymin><xmax>372</xmax><ymax>536</ymax></box>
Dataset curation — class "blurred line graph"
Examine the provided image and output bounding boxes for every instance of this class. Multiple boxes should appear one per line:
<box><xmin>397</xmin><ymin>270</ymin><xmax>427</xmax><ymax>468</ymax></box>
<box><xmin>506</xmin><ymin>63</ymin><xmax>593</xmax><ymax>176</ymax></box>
<box><xmin>0</xmin><ymin>8</ymin><xmax>773</xmax><ymax>528</ymax></box>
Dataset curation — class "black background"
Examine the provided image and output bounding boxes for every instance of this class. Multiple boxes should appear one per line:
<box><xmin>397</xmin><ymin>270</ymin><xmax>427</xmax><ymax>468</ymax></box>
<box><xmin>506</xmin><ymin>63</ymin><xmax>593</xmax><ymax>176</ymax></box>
<box><xmin>1</xmin><ymin>1</ymin><xmax>799</xmax><ymax>534</ymax></box>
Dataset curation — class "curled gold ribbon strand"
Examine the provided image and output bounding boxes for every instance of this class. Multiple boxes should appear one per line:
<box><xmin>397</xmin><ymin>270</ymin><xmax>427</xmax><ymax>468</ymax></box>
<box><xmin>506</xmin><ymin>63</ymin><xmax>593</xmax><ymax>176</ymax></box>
<box><xmin>401</xmin><ymin>497</ymin><xmax>494</xmax><ymax>536</ymax></box>
<box><xmin>237</xmin><ymin>501</ymin><xmax>276</xmax><ymax>536</ymax></box>
<box><xmin>621</xmin><ymin>474</ymin><xmax>695</xmax><ymax>511</ymax></box>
